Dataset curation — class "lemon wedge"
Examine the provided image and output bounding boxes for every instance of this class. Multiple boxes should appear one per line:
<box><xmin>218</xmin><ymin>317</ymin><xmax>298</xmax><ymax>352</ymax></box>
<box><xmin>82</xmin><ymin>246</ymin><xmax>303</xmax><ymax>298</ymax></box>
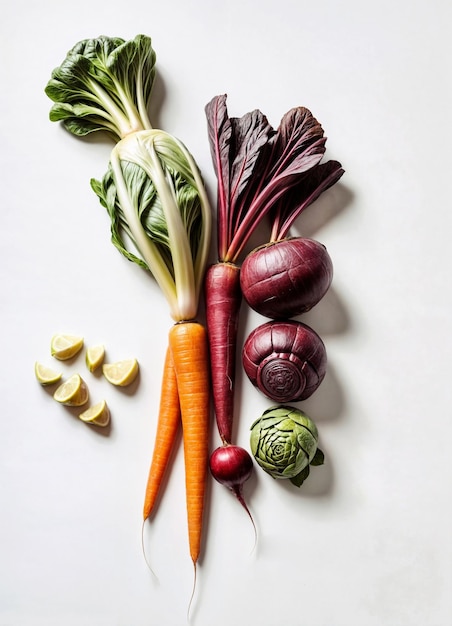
<box><xmin>35</xmin><ymin>362</ymin><xmax>63</xmax><ymax>386</ymax></box>
<box><xmin>79</xmin><ymin>400</ymin><xmax>110</xmax><ymax>427</ymax></box>
<box><xmin>103</xmin><ymin>358</ymin><xmax>139</xmax><ymax>386</ymax></box>
<box><xmin>86</xmin><ymin>344</ymin><xmax>105</xmax><ymax>372</ymax></box>
<box><xmin>51</xmin><ymin>334</ymin><xmax>84</xmax><ymax>361</ymax></box>
<box><xmin>53</xmin><ymin>374</ymin><xmax>89</xmax><ymax>406</ymax></box>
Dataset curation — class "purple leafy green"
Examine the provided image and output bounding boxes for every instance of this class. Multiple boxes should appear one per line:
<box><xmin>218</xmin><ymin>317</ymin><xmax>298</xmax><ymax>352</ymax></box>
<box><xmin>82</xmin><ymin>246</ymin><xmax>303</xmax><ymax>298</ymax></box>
<box><xmin>269</xmin><ymin>159</ymin><xmax>345</xmax><ymax>241</ymax></box>
<box><xmin>205</xmin><ymin>95</ymin><xmax>273</xmax><ymax>261</ymax></box>
<box><xmin>205</xmin><ymin>95</ymin><xmax>344</xmax><ymax>262</ymax></box>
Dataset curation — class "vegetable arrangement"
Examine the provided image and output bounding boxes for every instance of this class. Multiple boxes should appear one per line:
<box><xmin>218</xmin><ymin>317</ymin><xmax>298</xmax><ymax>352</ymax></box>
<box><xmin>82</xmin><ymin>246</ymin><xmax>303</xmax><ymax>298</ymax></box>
<box><xmin>43</xmin><ymin>32</ymin><xmax>344</xmax><ymax>612</ymax></box>
<box><xmin>205</xmin><ymin>94</ymin><xmax>343</xmax><ymax>487</ymax></box>
<box><xmin>45</xmin><ymin>35</ymin><xmax>212</xmax><ymax>571</ymax></box>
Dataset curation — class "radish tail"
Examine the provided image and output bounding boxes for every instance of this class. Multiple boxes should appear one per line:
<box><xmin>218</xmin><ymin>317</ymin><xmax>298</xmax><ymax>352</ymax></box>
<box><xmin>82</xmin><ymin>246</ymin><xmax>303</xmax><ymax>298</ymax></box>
<box><xmin>205</xmin><ymin>262</ymin><xmax>242</xmax><ymax>444</ymax></box>
<box><xmin>231</xmin><ymin>485</ymin><xmax>258</xmax><ymax>552</ymax></box>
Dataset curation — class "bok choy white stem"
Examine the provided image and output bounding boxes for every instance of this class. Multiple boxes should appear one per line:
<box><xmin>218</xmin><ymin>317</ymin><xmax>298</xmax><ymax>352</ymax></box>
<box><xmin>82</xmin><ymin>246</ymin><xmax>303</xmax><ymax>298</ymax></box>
<box><xmin>101</xmin><ymin>129</ymin><xmax>211</xmax><ymax>320</ymax></box>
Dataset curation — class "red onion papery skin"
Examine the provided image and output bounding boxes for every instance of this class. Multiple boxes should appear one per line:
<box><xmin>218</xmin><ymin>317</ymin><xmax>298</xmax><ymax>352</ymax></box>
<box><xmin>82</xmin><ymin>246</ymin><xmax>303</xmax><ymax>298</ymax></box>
<box><xmin>240</xmin><ymin>237</ymin><xmax>333</xmax><ymax>319</ymax></box>
<box><xmin>242</xmin><ymin>320</ymin><xmax>327</xmax><ymax>403</ymax></box>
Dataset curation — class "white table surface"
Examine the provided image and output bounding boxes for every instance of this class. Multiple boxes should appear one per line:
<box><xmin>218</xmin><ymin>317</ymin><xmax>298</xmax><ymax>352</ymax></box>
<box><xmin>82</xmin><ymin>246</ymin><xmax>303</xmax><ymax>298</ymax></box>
<box><xmin>1</xmin><ymin>1</ymin><xmax>451</xmax><ymax>625</ymax></box>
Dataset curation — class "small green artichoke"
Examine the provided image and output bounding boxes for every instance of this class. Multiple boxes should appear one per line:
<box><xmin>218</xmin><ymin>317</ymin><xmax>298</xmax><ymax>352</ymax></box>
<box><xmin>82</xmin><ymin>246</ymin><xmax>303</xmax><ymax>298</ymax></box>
<box><xmin>250</xmin><ymin>405</ymin><xmax>324</xmax><ymax>486</ymax></box>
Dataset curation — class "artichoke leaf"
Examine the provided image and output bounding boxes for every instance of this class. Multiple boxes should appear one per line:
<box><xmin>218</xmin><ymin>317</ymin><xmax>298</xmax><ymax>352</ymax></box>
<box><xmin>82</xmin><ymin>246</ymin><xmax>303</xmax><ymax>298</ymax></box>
<box><xmin>310</xmin><ymin>448</ymin><xmax>325</xmax><ymax>467</ymax></box>
<box><xmin>290</xmin><ymin>465</ymin><xmax>311</xmax><ymax>488</ymax></box>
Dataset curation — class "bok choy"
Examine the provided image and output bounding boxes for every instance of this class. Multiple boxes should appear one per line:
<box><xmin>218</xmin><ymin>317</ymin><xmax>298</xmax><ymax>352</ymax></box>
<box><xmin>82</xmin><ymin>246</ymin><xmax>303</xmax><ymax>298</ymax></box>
<box><xmin>45</xmin><ymin>34</ymin><xmax>211</xmax><ymax>321</ymax></box>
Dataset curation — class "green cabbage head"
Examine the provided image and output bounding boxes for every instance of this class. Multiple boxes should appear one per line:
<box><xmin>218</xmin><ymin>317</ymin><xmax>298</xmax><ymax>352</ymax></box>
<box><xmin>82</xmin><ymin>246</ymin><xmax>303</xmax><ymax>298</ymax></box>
<box><xmin>250</xmin><ymin>405</ymin><xmax>323</xmax><ymax>485</ymax></box>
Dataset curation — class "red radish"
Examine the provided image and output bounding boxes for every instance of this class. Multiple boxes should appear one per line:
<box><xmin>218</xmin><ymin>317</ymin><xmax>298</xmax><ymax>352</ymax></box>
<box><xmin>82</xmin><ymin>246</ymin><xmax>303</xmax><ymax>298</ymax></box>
<box><xmin>240</xmin><ymin>237</ymin><xmax>333</xmax><ymax>319</ymax></box>
<box><xmin>242</xmin><ymin>319</ymin><xmax>327</xmax><ymax>402</ymax></box>
<box><xmin>209</xmin><ymin>445</ymin><xmax>254</xmax><ymax>511</ymax></box>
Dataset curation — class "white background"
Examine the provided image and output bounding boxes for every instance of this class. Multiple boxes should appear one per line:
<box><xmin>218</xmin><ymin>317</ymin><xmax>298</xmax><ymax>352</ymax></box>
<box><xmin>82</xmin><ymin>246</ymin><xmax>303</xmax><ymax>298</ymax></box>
<box><xmin>1</xmin><ymin>1</ymin><xmax>451</xmax><ymax>625</ymax></box>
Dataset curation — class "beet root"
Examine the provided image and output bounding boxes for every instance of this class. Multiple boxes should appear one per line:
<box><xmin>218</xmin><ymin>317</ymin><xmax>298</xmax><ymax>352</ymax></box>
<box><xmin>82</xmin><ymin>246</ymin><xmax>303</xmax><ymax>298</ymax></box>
<box><xmin>240</xmin><ymin>237</ymin><xmax>333</xmax><ymax>319</ymax></box>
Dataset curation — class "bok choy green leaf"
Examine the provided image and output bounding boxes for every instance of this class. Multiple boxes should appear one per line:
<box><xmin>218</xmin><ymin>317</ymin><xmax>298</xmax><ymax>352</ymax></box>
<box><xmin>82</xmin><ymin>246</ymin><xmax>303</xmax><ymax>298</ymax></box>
<box><xmin>45</xmin><ymin>34</ymin><xmax>156</xmax><ymax>141</ymax></box>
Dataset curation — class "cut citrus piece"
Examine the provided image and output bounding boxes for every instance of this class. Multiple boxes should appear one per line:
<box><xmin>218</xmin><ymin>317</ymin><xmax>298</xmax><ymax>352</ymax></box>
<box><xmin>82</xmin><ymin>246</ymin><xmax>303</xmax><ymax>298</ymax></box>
<box><xmin>51</xmin><ymin>334</ymin><xmax>84</xmax><ymax>361</ymax></box>
<box><xmin>35</xmin><ymin>362</ymin><xmax>63</xmax><ymax>386</ymax></box>
<box><xmin>79</xmin><ymin>400</ymin><xmax>110</xmax><ymax>427</ymax></box>
<box><xmin>103</xmin><ymin>358</ymin><xmax>139</xmax><ymax>386</ymax></box>
<box><xmin>53</xmin><ymin>374</ymin><xmax>89</xmax><ymax>406</ymax></box>
<box><xmin>86</xmin><ymin>344</ymin><xmax>105</xmax><ymax>372</ymax></box>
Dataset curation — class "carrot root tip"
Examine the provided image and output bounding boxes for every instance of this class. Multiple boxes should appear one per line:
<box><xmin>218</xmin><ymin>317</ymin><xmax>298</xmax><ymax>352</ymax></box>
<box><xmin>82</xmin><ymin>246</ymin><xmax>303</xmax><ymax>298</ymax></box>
<box><xmin>141</xmin><ymin>519</ymin><xmax>159</xmax><ymax>580</ymax></box>
<box><xmin>187</xmin><ymin>561</ymin><xmax>197</xmax><ymax>623</ymax></box>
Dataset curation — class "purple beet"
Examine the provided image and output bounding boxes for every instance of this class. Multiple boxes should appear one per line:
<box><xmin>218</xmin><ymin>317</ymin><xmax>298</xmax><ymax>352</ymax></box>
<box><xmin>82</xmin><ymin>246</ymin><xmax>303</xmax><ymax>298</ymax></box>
<box><xmin>242</xmin><ymin>319</ymin><xmax>327</xmax><ymax>402</ymax></box>
<box><xmin>240</xmin><ymin>237</ymin><xmax>333</xmax><ymax>319</ymax></box>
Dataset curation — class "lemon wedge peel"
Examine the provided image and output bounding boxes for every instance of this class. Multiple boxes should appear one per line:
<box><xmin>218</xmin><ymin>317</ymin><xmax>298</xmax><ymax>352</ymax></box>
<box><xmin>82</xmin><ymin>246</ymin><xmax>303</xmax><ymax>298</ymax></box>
<box><xmin>51</xmin><ymin>334</ymin><xmax>84</xmax><ymax>361</ymax></box>
<box><xmin>79</xmin><ymin>400</ymin><xmax>110</xmax><ymax>427</ymax></box>
<box><xmin>103</xmin><ymin>358</ymin><xmax>139</xmax><ymax>387</ymax></box>
<box><xmin>35</xmin><ymin>362</ymin><xmax>63</xmax><ymax>386</ymax></box>
<box><xmin>53</xmin><ymin>373</ymin><xmax>89</xmax><ymax>406</ymax></box>
<box><xmin>86</xmin><ymin>344</ymin><xmax>106</xmax><ymax>372</ymax></box>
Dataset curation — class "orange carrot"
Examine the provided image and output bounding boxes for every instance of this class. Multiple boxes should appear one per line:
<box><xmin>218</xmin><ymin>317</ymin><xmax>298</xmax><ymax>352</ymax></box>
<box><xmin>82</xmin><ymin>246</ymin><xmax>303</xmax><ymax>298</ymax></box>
<box><xmin>143</xmin><ymin>345</ymin><xmax>181</xmax><ymax>520</ymax></box>
<box><xmin>168</xmin><ymin>321</ymin><xmax>210</xmax><ymax>565</ymax></box>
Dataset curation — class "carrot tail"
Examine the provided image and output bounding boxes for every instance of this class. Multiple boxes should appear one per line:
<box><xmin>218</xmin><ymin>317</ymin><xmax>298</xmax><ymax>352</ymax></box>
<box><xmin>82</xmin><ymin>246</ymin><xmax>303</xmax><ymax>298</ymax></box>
<box><xmin>169</xmin><ymin>321</ymin><xmax>210</xmax><ymax>565</ymax></box>
<box><xmin>143</xmin><ymin>345</ymin><xmax>181</xmax><ymax>520</ymax></box>
<box><xmin>204</xmin><ymin>262</ymin><xmax>242</xmax><ymax>444</ymax></box>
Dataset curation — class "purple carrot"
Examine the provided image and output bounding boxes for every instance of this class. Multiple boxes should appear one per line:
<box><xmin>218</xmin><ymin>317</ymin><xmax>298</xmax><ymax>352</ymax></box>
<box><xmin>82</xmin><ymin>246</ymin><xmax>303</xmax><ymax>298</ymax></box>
<box><xmin>205</xmin><ymin>262</ymin><xmax>242</xmax><ymax>444</ymax></box>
